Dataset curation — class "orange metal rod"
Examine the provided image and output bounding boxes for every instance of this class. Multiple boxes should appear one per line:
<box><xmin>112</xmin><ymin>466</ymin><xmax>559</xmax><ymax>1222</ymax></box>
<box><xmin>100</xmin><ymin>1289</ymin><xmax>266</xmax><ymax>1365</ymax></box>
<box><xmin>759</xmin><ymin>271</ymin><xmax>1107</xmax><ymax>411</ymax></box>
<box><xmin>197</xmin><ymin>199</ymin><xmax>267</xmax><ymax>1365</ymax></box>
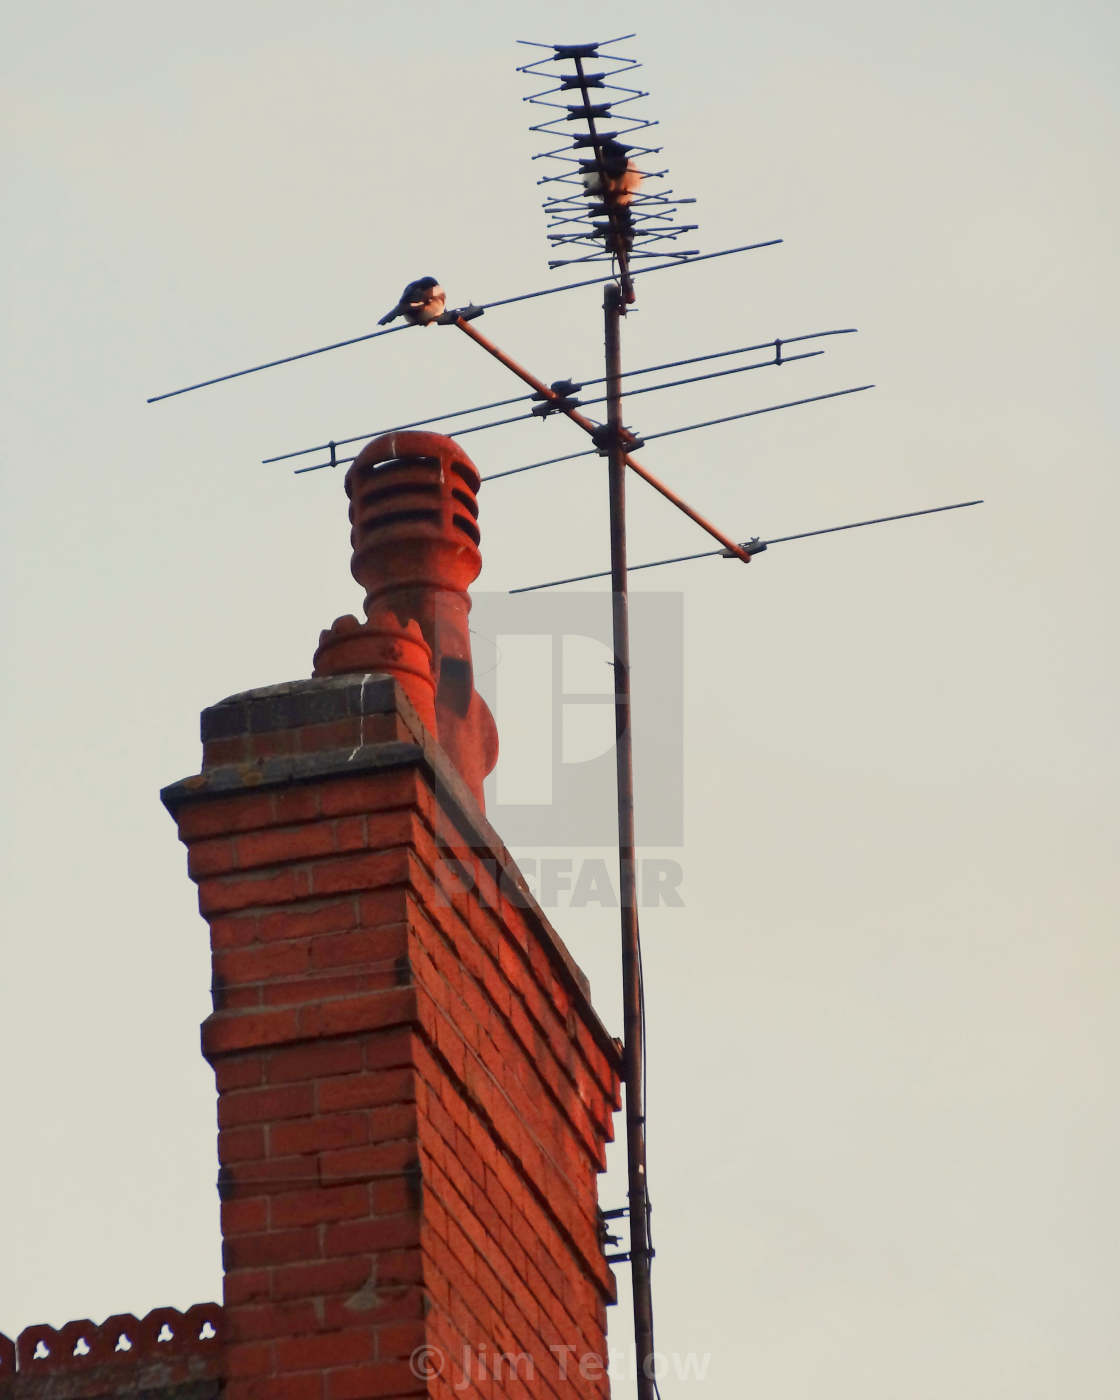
<box><xmin>454</xmin><ymin>316</ymin><xmax>752</xmax><ymax>564</ymax></box>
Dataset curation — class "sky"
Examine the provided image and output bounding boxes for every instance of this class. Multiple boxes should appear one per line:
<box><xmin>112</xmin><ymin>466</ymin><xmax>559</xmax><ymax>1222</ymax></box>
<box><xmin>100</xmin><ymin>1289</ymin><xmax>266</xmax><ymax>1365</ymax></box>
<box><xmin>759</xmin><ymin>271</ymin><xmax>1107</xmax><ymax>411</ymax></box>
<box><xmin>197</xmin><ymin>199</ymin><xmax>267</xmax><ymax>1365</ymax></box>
<box><xmin>2</xmin><ymin>1</ymin><xmax>1118</xmax><ymax>1395</ymax></box>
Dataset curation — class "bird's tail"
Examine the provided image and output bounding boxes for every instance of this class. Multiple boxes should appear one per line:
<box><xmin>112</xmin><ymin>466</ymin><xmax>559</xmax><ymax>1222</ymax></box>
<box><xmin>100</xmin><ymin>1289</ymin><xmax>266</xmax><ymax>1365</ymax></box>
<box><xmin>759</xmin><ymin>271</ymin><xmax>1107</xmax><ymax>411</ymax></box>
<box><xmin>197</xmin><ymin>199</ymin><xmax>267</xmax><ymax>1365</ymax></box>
<box><xmin>377</xmin><ymin>309</ymin><xmax>398</xmax><ymax>326</ymax></box>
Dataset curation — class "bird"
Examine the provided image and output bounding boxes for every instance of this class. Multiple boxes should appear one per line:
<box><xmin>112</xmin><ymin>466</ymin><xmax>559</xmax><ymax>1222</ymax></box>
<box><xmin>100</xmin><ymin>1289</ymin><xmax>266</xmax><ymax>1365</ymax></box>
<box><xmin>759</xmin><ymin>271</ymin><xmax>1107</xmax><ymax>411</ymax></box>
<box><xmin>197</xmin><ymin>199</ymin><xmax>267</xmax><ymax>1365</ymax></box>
<box><xmin>378</xmin><ymin>276</ymin><xmax>447</xmax><ymax>327</ymax></box>
<box><xmin>581</xmin><ymin>140</ymin><xmax>643</xmax><ymax>207</ymax></box>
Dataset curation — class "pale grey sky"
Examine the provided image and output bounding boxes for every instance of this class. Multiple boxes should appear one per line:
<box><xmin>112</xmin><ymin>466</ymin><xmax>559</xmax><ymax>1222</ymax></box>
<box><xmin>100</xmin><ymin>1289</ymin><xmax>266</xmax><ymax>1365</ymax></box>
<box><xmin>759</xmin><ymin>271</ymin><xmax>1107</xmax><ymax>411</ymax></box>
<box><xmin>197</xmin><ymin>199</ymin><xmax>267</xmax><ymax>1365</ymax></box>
<box><xmin>2</xmin><ymin>2</ymin><xmax>1118</xmax><ymax>1396</ymax></box>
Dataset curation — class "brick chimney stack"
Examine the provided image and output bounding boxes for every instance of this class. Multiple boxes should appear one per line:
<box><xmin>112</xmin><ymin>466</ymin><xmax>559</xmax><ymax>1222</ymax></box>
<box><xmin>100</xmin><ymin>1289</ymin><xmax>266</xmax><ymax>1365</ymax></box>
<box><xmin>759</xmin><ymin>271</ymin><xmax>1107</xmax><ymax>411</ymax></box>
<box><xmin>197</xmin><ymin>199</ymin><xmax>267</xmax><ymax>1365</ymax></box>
<box><xmin>162</xmin><ymin>432</ymin><xmax>621</xmax><ymax>1400</ymax></box>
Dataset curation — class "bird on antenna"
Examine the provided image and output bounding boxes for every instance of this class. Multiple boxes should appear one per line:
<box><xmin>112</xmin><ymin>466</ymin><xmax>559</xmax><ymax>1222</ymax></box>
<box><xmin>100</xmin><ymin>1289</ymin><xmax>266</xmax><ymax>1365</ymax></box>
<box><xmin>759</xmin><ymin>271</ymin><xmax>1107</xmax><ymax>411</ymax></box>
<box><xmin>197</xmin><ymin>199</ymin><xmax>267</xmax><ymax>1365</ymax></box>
<box><xmin>581</xmin><ymin>140</ymin><xmax>643</xmax><ymax>207</ymax></box>
<box><xmin>378</xmin><ymin>276</ymin><xmax>447</xmax><ymax>326</ymax></box>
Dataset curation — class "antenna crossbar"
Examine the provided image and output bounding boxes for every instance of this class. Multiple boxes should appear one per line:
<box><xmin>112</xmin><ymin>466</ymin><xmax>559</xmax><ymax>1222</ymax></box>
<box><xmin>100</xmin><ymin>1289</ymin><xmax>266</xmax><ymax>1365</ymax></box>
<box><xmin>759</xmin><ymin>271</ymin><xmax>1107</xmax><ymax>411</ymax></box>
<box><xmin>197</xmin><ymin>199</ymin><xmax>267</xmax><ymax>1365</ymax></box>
<box><xmin>146</xmin><ymin>239</ymin><xmax>782</xmax><ymax>404</ymax></box>
<box><xmin>509</xmin><ymin>500</ymin><xmax>986</xmax><ymax>592</ymax></box>
<box><xmin>270</xmin><ymin>328</ymin><xmax>855</xmax><ymax>470</ymax></box>
<box><xmin>481</xmin><ymin>384</ymin><xmax>876</xmax><ymax>481</ymax></box>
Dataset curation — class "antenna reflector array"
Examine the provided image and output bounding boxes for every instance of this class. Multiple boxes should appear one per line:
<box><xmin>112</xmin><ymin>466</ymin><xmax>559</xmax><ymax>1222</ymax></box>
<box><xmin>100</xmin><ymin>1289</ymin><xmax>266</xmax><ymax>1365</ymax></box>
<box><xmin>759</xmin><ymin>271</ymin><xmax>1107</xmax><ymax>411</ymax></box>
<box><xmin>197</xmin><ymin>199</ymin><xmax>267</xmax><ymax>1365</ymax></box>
<box><xmin>518</xmin><ymin>36</ymin><xmax>699</xmax><ymax>271</ymax></box>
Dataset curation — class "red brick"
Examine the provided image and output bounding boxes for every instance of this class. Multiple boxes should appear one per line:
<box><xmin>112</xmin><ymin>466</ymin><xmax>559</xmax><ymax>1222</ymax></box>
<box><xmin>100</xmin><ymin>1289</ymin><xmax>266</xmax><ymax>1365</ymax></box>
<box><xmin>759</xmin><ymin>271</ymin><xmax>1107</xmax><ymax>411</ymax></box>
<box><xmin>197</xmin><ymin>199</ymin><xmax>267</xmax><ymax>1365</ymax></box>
<box><xmin>375</xmin><ymin>1321</ymin><xmax>426</xmax><ymax>1360</ymax></box>
<box><xmin>232</xmin><ymin>1375</ymin><xmax>324</xmax><ymax>1400</ymax></box>
<box><xmin>334</xmin><ymin>815</ymin><xmax>368</xmax><ymax>848</ymax></box>
<box><xmin>221</xmin><ymin>1197</ymin><xmax>269</xmax><ymax>1237</ymax></box>
<box><xmin>453</xmin><ymin>1131</ymin><xmax>486</xmax><ymax>1193</ymax></box>
<box><xmin>364</xmin><ymin>1028</ymin><xmax>418</xmax><ymax>1071</ymax></box>
<box><xmin>274</xmin><ymin>1329</ymin><xmax>374</xmax><ymax>1373</ymax></box>
<box><xmin>202</xmin><ymin>865</ymin><xmax>316</xmax><ymax>916</ymax></box>
<box><xmin>271</xmin><ymin>1113</ymin><xmax>371</xmax><ymax>1157</ymax></box>
<box><xmin>299</xmin><ymin>714</ymin><xmax>404</xmax><ymax>753</ymax></box>
<box><xmin>223</xmin><ymin>1154</ymin><xmax>320</xmax><ymax>1193</ymax></box>
<box><xmin>454</xmin><ymin>975</ymin><xmax>496</xmax><ymax>1045</ymax></box>
<box><xmin>358</xmin><ymin>887</ymin><xmax>415</xmax><ymax>929</ymax></box>
<box><xmin>256</xmin><ymin>899</ymin><xmax>359</xmax><ymax>945</ymax></box>
<box><xmin>482</xmin><ymin>1169</ymin><xmax>511</xmax><ymax>1223</ymax></box>
<box><xmin>267</xmin><ymin>1039</ymin><xmax>364</xmax><ymax>1085</ymax></box>
<box><xmin>271</xmin><ymin>1183</ymin><xmax>371</xmax><ymax>1228</ymax></box>
<box><xmin>224</xmin><ymin>1226</ymin><xmax>321</xmax><ymax>1269</ymax></box>
<box><xmin>422</xmin><ymin>1094</ymin><xmax>456</xmax><ymax>1152</ymax></box>
<box><xmin>317</xmin><ymin>1141</ymin><xmax>418</xmax><ymax>1185</ymax></box>
<box><xmin>423</xmin><ymin>1260</ymin><xmax>451</xmax><ymax>1311</ymax></box>
<box><xmin>254</xmin><ymin>726</ymin><xmax>303</xmax><ymax>758</ymax></box>
<box><xmin>366</xmin><ymin>1102</ymin><xmax>419</xmax><ymax>1144</ymax></box>
<box><xmin>310</xmin><ymin>848</ymin><xmax>411</xmax><ymax>898</ymax></box>
<box><xmin>316</xmin><ymin>1069</ymin><xmax>415</xmax><ymax>1113</ymax></box>
<box><xmin>322</xmin><ymin>1214</ymin><xmax>420</xmax><ymax>1257</ymax></box>
<box><xmin>442</xmin><ymin>1217</ymin><xmax>478</xmax><ymax>1277</ymax></box>
<box><xmin>237</xmin><ymin>823</ymin><xmax>337</xmax><ymax>870</ymax></box>
<box><xmin>219</xmin><ymin>1083</ymin><xmax>315</xmax><ymax>1130</ymax></box>
<box><xmin>325</xmin><ymin>1360</ymin><xmax>424</xmax><ymax>1399</ymax></box>
<box><xmin>224</xmin><ymin>1300</ymin><xmax>323</xmax><ymax>1342</ymax></box>
<box><xmin>265</xmin><ymin>968</ymin><xmax>400</xmax><ymax>1009</ymax></box>
<box><xmin>372</xmin><ymin>1177</ymin><xmax>419</xmax><ymax>1216</ymax></box>
<box><xmin>319</xmin><ymin>1282</ymin><xmax>425</xmax><ymax>1331</ymax></box>
<box><xmin>176</xmin><ymin>792</ymin><xmax>276</xmax><ymax>840</ymax></box>
<box><xmin>203</xmin><ymin>735</ymin><xmax>249</xmax><ymax>766</ymax></box>
<box><xmin>215</xmin><ymin>1056</ymin><xmax>265</xmax><ymax>1092</ymax></box>
<box><xmin>404</xmin><ymin>902</ymin><xmax>459</xmax><ymax>971</ymax></box>
<box><xmin>471</xmin><ymin>1252</ymin><xmax>507</xmax><ymax>1316</ymax></box>
<box><xmin>310</xmin><ymin>925</ymin><xmax>409</xmax><ymax>972</ymax></box>
<box><xmin>272</xmin><ymin>1256</ymin><xmax>371</xmax><ymax>1302</ymax></box>
<box><xmin>223</xmin><ymin>1268</ymin><xmax>271</xmax><ymax>1306</ymax></box>
<box><xmin>214</xmin><ymin>941</ymin><xmax>312</xmax><ymax>988</ymax></box>
<box><xmin>202</xmin><ymin>1006</ymin><xmax>301</xmax><ymax>1056</ymax></box>
<box><xmin>188</xmin><ymin>836</ymin><xmax>238</xmax><ymax>878</ymax></box>
<box><xmin>372</xmin><ymin>1248</ymin><xmax>424</xmax><ymax>1286</ymax></box>
<box><xmin>224</xmin><ymin>1339</ymin><xmax>273</xmax><ymax>1376</ymax></box>
<box><xmin>295</xmin><ymin>986</ymin><xmax>417</xmax><ymax>1040</ymax></box>
<box><xmin>210</xmin><ymin>911</ymin><xmax>260</xmax><ymax>950</ymax></box>
<box><xmin>501</xmin><ymin>1275</ymin><xmax>541</xmax><ymax>1335</ymax></box>
<box><xmin>438</xmin><ymin>1083</ymin><xmax>470</xmax><ymax>1138</ymax></box>
<box><xmin>373</xmin><ymin>811</ymin><xmax>425</xmax><ymax>850</ymax></box>
<box><xmin>273</xmin><ymin>788</ymin><xmax>322</xmax><ymax>825</ymax></box>
<box><xmin>438</xmin><ymin>1264</ymin><xmax>492</xmax><ymax>1341</ymax></box>
<box><xmin>318</xmin><ymin>769</ymin><xmax>426</xmax><ymax>818</ymax></box>
<box><xmin>419</xmin><ymin>1195</ymin><xmax>448</xmax><ymax>1246</ymax></box>
<box><xmin>217</xmin><ymin>984</ymin><xmax>263</xmax><ymax>1012</ymax></box>
<box><xmin>218</xmin><ymin>1125</ymin><xmax>266</xmax><ymax>1164</ymax></box>
<box><xmin>430</xmin><ymin>1010</ymin><xmax>467</xmax><ymax>1082</ymax></box>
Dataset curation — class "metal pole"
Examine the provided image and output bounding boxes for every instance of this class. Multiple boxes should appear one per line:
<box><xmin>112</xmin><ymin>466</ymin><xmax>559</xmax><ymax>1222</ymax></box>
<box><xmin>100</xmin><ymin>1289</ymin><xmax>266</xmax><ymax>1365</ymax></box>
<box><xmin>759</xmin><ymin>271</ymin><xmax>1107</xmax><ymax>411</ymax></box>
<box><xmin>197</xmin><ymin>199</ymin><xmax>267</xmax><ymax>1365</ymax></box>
<box><xmin>573</xmin><ymin>55</ymin><xmax>634</xmax><ymax>303</ymax></box>
<box><xmin>604</xmin><ymin>281</ymin><xmax>655</xmax><ymax>1400</ymax></box>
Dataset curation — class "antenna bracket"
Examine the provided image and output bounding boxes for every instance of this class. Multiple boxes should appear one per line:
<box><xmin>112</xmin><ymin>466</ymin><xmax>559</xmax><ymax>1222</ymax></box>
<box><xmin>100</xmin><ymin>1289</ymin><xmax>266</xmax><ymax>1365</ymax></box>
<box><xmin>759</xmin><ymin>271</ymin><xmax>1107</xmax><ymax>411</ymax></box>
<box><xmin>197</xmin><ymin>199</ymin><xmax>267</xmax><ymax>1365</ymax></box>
<box><xmin>591</xmin><ymin>423</ymin><xmax>644</xmax><ymax>454</ymax></box>
<box><xmin>531</xmin><ymin>379</ymin><xmax>583</xmax><ymax>416</ymax></box>
<box><xmin>437</xmin><ymin>304</ymin><xmax>485</xmax><ymax>325</ymax></box>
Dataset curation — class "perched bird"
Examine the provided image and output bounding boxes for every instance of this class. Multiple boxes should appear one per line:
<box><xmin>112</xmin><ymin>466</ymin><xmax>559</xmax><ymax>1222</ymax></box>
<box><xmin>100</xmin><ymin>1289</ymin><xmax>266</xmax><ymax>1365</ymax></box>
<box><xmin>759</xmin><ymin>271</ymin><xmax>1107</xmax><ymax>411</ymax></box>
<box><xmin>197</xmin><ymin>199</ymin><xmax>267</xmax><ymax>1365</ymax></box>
<box><xmin>581</xmin><ymin>140</ymin><xmax>643</xmax><ymax>207</ymax></box>
<box><xmin>378</xmin><ymin>276</ymin><xmax>447</xmax><ymax>327</ymax></box>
